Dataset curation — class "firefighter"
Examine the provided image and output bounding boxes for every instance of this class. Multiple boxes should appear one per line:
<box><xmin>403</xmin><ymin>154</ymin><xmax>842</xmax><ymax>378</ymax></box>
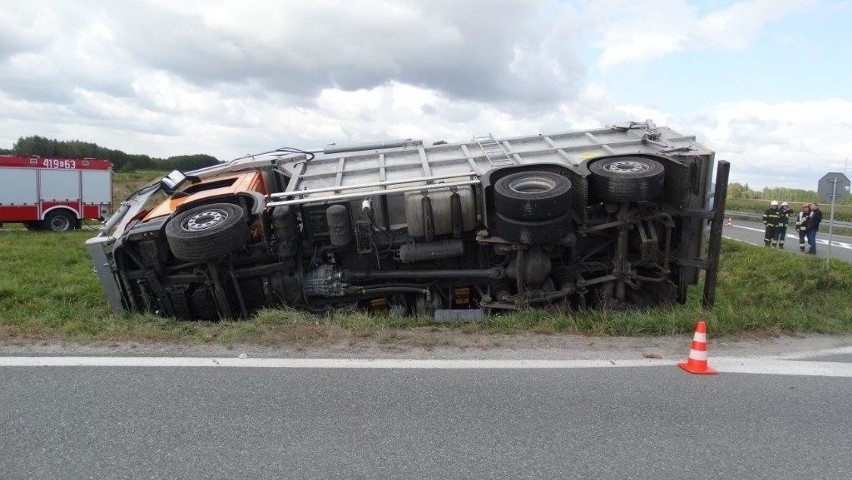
<box><xmin>762</xmin><ymin>200</ymin><xmax>781</xmax><ymax>247</ymax></box>
<box><xmin>775</xmin><ymin>201</ymin><xmax>792</xmax><ymax>248</ymax></box>
<box><xmin>794</xmin><ymin>203</ymin><xmax>810</xmax><ymax>252</ymax></box>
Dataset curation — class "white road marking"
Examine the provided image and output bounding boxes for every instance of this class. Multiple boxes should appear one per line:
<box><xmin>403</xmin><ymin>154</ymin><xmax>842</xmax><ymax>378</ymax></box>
<box><xmin>776</xmin><ymin>345</ymin><xmax>852</xmax><ymax>360</ymax></box>
<box><xmin>728</xmin><ymin>225</ymin><xmax>852</xmax><ymax>249</ymax></box>
<box><xmin>733</xmin><ymin>225</ymin><xmax>767</xmax><ymax>234</ymax></box>
<box><xmin>722</xmin><ymin>235</ymin><xmax>760</xmax><ymax>246</ymax></box>
<box><xmin>712</xmin><ymin>358</ymin><xmax>852</xmax><ymax>378</ymax></box>
<box><xmin>0</xmin><ymin>356</ymin><xmax>673</xmax><ymax>369</ymax></box>
<box><xmin>0</xmin><ymin>354</ymin><xmax>850</xmax><ymax>377</ymax></box>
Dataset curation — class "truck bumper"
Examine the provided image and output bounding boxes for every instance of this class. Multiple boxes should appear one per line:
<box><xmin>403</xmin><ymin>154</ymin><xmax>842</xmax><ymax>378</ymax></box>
<box><xmin>86</xmin><ymin>235</ymin><xmax>126</xmax><ymax>313</ymax></box>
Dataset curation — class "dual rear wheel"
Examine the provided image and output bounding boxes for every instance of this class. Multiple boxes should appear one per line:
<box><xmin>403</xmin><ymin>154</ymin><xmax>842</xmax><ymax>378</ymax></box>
<box><xmin>588</xmin><ymin>157</ymin><xmax>665</xmax><ymax>203</ymax></box>
<box><xmin>492</xmin><ymin>171</ymin><xmax>573</xmax><ymax>243</ymax></box>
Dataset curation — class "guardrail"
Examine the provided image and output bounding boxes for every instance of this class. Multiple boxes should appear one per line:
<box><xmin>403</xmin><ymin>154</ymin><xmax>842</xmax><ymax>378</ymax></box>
<box><xmin>725</xmin><ymin>210</ymin><xmax>852</xmax><ymax>229</ymax></box>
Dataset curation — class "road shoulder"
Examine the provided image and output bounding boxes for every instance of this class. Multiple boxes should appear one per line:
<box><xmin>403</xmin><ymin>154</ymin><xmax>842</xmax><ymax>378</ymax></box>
<box><xmin>2</xmin><ymin>332</ymin><xmax>850</xmax><ymax>361</ymax></box>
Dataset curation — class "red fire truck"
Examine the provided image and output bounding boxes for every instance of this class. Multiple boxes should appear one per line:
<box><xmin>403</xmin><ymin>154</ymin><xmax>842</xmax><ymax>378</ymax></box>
<box><xmin>0</xmin><ymin>155</ymin><xmax>112</xmax><ymax>231</ymax></box>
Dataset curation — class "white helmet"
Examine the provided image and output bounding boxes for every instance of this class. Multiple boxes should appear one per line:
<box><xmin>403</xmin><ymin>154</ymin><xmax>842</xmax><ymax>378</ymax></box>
<box><xmin>770</xmin><ymin>200</ymin><xmax>779</xmax><ymax>206</ymax></box>
<box><xmin>781</xmin><ymin>201</ymin><xmax>789</xmax><ymax>207</ymax></box>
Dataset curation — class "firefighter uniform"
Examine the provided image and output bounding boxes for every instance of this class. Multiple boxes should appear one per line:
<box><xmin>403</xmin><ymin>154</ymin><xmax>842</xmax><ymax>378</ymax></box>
<box><xmin>795</xmin><ymin>205</ymin><xmax>810</xmax><ymax>252</ymax></box>
<box><xmin>776</xmin><ymin>202</ymin><xmax>792</xmax><ymax>249</ymax></box>
<box><xmin>762</xmin><ymin>201</ymin><xmax>781</xmax><ymax>247</ymax></box>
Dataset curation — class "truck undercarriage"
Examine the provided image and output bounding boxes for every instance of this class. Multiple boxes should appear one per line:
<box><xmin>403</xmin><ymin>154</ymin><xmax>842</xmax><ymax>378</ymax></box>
<box><xmin>88</xmin><ymin>121</ymin><xmax>729</xmax><ymax>320</ymax></box>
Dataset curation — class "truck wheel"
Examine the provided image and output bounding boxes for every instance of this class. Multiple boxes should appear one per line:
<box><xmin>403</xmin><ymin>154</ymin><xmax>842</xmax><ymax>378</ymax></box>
<box><xmin>494</xmin><ymin>171</ymin><xmax>572</xmax><ymax>220</ymax></box>
<box><xmin>165</xmin><ymin>203</ymin><xmax>250</xmax><ymax>262</ymax></box>
<box><xmin>589</xmin><ymin>157</ymin><xmax>665</xmax><ymax>203</ymax></box>
<box><xmin>44</xmin><ymin>210</ymin><xmax>75</xmax><ymax>232</ymax></box>
<box><xmin>493</xmin><ymin>211</ymin><xmax>571</xmax><ymax>244</ymax></box>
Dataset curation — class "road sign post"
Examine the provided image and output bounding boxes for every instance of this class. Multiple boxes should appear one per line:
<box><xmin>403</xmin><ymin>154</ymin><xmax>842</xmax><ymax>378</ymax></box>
<box><xmin>818</xmin><ymin>172</ymin><xmax>851</xmax><ymax>268</ymax></box>
<box><xmin>826</xmin><ymin>179</ymin><xmax>837</xmax><ymax>268</ymax></box>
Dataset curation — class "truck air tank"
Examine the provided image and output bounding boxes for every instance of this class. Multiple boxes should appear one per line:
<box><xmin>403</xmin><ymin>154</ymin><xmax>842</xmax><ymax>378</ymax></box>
<box><xmin>398</xmin><ymin>239</ymin><xmax>464</xmax><ymax>263</ymax></box>
<box><xmin>326</xmin><ymin>205</ymin><xmax>352</xmax><ymax>247</ymax></box>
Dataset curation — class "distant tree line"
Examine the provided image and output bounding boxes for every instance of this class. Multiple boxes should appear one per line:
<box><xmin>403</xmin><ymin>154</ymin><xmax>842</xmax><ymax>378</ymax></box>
<box><xmin>727</xmin><ymin>182</ymin><xmax>851</xmax><ymax>206</ymax></box>
<box><xmin>7</xmin><ymin>135</ymin><xmax>221</xmax><ymax>172</ymax></box>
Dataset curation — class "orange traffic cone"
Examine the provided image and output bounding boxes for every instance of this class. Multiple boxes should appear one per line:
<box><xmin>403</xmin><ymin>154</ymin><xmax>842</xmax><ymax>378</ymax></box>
<box><xmin>678</xmin><ymin>321</ymin><xmax>717</xmax><ymax>375</ymax></box>
<box><xmin>727</xmin><ymin>217</ymin><xmax>732</xmax><ymax>226</ymax></box>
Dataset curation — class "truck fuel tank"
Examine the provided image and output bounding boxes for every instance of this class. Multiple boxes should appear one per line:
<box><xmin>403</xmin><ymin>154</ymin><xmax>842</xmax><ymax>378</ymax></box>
<box><xmin>404</xmin><ymin>186</ymin><xmax>476</xmax><ymax>238</ymax></box>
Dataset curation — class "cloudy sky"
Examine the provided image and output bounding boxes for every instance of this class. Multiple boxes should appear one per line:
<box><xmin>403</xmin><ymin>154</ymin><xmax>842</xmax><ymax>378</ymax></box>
<box><xmin>1</xmin><ymin>0</ymin><xmax>850</xmax><ymax>189</ymax></box>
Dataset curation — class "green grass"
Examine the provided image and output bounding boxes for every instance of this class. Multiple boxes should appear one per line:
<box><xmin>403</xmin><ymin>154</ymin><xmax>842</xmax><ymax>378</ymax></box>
<box><xmin>0</xmin><ymin>230</ymin><xmax>850</xmax><ymax>344</ymax></box>
<box><xmin>4</xmin><ymin>169</ymin><xmax>852</xmax><ymax>342</ymax></box>
<box><xmin>113</xmin><ymin>169</ymin><xmax>167</xmax><ymax>204</ymax></box>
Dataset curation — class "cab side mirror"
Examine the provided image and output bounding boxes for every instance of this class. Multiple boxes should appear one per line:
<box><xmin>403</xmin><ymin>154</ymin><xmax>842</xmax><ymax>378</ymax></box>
<box><xmin>160</xmin><ymin>170</ymin><xmax>188</xmax><ymax>195</ymax></box>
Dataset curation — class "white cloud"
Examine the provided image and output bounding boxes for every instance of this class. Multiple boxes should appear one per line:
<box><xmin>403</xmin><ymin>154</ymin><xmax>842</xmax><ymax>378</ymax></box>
<box><xmin>0</xmin><ymin>0</ymin><xmax>846</xmax><ymax>197</ymax></box>
<box><xmin>4</xmin><ymin>64</ymin><xmax>847</xmax><ymax>195</ymax></box>
<box><xmin>588</xmin><ymin>0</ymin><xmax>815</xmax><ymax>69</ymax></box>
<box><xmin>688</xmin><ymin>98</ymin><xmax>852</xmax><ymax>189</ymax></box>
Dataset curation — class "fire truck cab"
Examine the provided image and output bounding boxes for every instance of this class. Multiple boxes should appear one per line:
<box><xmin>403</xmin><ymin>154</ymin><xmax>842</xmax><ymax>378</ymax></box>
<box><xmin>0</xmin><ymin>155</ymin><xmax>113</xmax><ymax>231</ymax></box>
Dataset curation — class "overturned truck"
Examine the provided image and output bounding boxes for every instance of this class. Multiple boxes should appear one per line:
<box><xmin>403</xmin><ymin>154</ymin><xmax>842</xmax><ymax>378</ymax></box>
<box><xmin>87</xmin><ymin>121</ymin><xmax>729</xmax><ymax>320</ymax></box>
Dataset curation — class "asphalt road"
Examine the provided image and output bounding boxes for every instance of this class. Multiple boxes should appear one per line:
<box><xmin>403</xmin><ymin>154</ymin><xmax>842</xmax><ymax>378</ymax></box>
<box><xmin>2</xmin><ymin>353</ymin><xmax>852</xmax><ymax>479</ymax></box>
<box><xmin>723</xmin><ymin>219</ymin><xmax>852</xmax><ymax>263</ymax></box>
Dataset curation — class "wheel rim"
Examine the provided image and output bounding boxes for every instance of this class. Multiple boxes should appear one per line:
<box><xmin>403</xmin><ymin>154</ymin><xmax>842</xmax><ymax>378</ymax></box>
<box><xmin>50</xmin><ymin>215</ymin><xmax>70</xmax><ymax>231</ymax></box>
<box><xmin>509</xmin><ymin>176</ymin><xmax>556</xmax><ymax>194</ymax></box>
<box><xmin>602</xmin><ymin>160</ymin><xmax>649</xmax><ymax>174</ymax></box>
<box><xmin>182</xmin><ymin>209</ymin><xmax>228</xmax><ymax>232</ymax></box>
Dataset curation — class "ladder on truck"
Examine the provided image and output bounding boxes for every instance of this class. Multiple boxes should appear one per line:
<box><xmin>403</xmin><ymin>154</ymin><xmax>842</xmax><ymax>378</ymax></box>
<box><xmin>473</xmin><ymin>135</ymin><xmax>514</xmax><ymax>168</ymax></box>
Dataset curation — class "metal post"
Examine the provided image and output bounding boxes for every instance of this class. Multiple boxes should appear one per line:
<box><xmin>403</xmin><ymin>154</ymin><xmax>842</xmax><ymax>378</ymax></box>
<box><xmin>825</xmin><ymin>178</ymin><xmax>837</xmax><ymax>269</ymax></box>
<box><xmin>703</xmin><ymin>160</ymin><xmax>730</xmax><ymax>309</ymax></box>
